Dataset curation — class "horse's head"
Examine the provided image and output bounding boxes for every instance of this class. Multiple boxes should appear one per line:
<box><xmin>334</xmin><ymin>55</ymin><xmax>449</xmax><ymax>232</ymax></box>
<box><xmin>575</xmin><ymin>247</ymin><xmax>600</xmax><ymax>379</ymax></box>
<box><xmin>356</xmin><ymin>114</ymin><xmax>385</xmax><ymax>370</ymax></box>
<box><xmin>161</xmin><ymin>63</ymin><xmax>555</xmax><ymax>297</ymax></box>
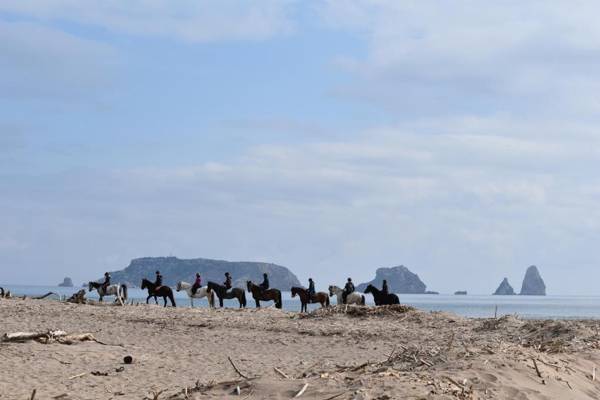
<box><xmin>291</xmin><ymin>287</ymin><xmax>299</xmax><ymax>297</ymax></box>
<box><xmin>88</xmin><ymin>282</ymin><xmax>95</xmax><ymax>292</ymax></box>
<box><xmin>365</xmin><ymin>284</ymin><xmax>375</xmax><ymax>294</ymax></box>
<box><xmin>246</xmin><ymin>281</ymin><xmax>253</xmax><ymax>291</ymax></box>
<box><xmin>141</xmin><ymin>279</ymin><xmax>148</xmax><ymax>290</ymax></box>
<box><xmin>175</xmin><ymin>281</ymin><xmax>182</xmax><ymax>292</ymax></box>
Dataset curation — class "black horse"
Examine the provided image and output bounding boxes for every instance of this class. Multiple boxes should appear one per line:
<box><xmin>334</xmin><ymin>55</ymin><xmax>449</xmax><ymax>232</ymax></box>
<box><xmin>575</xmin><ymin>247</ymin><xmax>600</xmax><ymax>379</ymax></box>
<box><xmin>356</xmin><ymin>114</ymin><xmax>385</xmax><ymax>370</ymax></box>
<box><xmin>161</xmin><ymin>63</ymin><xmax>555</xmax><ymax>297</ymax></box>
<box><xmin>141</xmin><ymin>279</ymin><xmax>176</xmax><ymax>307</ymax></box>
<box><xmin>291</xmin><ymin>287</ymin><xmax>329</xmax><ymax>312</ymax></box>
<box><xmin>207</xmin><ymin>281</ymin><xmax>246</xmax><ymax>308</ymax></box>
<box><xmin>247</xmin><ymin>281</ymin><xmax>282</xmax><ymax>309</ymax></box>
<box><xmin>364</xmin><ymin>284</ymin><xmax>400</xmax><ymax>306</ymax></box>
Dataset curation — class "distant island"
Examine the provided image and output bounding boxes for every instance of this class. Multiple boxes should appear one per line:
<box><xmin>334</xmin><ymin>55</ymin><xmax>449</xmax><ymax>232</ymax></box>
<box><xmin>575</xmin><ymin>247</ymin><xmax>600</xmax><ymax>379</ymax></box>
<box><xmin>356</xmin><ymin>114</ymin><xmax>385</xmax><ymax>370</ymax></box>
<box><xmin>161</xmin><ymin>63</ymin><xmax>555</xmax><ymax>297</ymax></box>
<box><xmin>58</xmin><ymin>277</ymin><xmax>74</xmax><ymax>287</ymax></box>
<box><xmin>454</xmin><ymin>291</ymin><xmax>467</xmax><ymax>295</ymax></box>
<box><xmin>102</xmin><ymin>257</ymin><xmax>301</xmax><ymax>289</ymax></box>
<box><xmin>356</xmin><ymin>265</ymin><xmax>428</xmax><ymax>294</ymax></box>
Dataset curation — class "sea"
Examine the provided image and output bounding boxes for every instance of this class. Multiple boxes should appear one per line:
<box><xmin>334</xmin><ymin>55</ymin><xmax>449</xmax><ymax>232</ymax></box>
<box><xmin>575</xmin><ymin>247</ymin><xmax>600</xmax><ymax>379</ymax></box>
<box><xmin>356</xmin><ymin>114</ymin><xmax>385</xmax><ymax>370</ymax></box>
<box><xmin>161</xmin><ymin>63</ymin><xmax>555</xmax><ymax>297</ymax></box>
<box><xmin>2</xmin><ymin>284</ymin><xmax>599</xmax><ymax>320</ymax></box>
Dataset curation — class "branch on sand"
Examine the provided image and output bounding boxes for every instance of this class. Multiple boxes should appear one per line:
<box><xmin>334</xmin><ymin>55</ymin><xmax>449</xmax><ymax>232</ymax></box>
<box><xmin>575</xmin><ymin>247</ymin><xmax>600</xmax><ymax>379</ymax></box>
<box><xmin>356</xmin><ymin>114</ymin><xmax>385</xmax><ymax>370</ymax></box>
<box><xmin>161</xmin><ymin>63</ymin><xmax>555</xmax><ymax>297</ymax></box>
<box><xmin>1</xmin><ymin>330</ymin><xmax>123</xmax><ymax>346</ymax></box>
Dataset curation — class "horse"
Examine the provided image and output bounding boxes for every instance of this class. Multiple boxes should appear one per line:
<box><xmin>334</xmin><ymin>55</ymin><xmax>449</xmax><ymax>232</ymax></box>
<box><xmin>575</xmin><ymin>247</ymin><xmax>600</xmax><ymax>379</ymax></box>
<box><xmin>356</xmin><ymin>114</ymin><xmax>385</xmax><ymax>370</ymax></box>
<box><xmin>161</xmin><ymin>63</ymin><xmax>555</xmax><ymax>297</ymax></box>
<box><xmin>328</xmin><ymin>285</ymin><xmax>365</xmax><ymax>305</ymax></box>
<box><xmin>0</xmin><ymin>287</ymin><xmax>4</xmax><ymax>298</ymax></box>
<box><xmin>207</xmin><ymin>281</ymin><xmax>246</xmax><ymax>308</ymax></box>
<box><xmin>88</xmin><ymin>281</ymin><xmax>128</xmax><ymax>303</ymax></box>
<box><xmin>246</xmin><ymin>281</ymin><xmax>282</xmax><ymax>309</ymax></box>
<box><xmin>364</xmin><ymin>284</ymin><xmax>400</xmax><ymax>305</ymax></box>
<box><xmin>291</xmin><ymin>287</ymin><xmax>329</xmax><ymax>312</ymax></box>
<box><xmin>176</xmin><ymin>281</ymin><xmax>215</xmax><ymax>308</ymax></box>
<box><xmin>141</xmin><ymin>279</ymin><xmax>176</xmax><ymax>307</ymax></box>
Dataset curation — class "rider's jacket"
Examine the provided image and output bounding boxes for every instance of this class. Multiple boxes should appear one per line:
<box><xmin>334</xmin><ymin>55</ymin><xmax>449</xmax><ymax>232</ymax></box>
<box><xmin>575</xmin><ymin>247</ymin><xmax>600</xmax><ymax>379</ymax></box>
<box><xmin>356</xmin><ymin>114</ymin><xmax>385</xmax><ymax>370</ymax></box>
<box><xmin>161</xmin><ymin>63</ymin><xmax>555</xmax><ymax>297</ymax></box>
<box><xmin>224</xmin><ymin>276</ymin><xmax>232</xmax><ymax>289</ymax></box>
<box><xmin>344</xmin><ymin>282</ymin><xmax>355</xmax><ymax>293</ymax></box>
<box><xmin>260</xmin><ymin>277</ymin><xmax>269</xmax><ymax>290</ymax></box>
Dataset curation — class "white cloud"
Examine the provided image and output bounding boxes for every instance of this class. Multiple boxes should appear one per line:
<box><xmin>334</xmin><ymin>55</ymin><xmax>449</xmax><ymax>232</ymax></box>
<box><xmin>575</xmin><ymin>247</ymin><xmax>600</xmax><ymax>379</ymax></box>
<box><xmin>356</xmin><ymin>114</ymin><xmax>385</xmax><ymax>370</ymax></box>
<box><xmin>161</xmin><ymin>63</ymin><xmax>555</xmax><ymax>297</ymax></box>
<box><xmin>0</xmin><ymin>0</ymin><xmax>296</xmax><ymax>42</ymax></box>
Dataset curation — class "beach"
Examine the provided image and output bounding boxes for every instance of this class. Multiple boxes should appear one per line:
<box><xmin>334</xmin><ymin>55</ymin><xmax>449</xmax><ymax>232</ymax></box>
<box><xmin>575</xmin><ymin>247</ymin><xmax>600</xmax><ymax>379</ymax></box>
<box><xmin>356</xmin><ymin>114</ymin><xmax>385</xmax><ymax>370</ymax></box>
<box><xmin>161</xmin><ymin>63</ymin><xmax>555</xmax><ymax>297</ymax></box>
<box><xmin>1</xmin><ymin>299</ymin><xmax>600</xmax><ymax>399</ymax></box>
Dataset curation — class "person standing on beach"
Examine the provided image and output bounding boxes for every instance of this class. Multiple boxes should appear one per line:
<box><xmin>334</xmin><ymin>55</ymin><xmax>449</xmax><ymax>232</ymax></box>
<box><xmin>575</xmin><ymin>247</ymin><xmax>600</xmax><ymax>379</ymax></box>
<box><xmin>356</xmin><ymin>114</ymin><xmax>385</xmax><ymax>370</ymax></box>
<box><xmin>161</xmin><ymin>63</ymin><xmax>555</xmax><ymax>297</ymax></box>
<box><xmin>382</xmin><ymin>279</ymin><xmax>389</xmax><ymax>295</ymax></box>
<box><xmin>191</xmin><ymin>273</ymin><xmax>201</xmax><ymax>295</ymax></box>
<box><xmin>308</xmin><ymin>278</ymin><xmax>315</xmax><ymax>302</ymax></box>
<box><xmin>342</xmin><ymin>278</ymin><xmax>354</xmax><ymax>304</ymax></box>
<box><xmin>155</xmin><ymin>271</ymin><xmax>163</xmax><ymax>289</ymax></box>
<box><xmin>224</xmin><ymin>272</ymin><xmax>232</xmax><ymax>291</ymax></box>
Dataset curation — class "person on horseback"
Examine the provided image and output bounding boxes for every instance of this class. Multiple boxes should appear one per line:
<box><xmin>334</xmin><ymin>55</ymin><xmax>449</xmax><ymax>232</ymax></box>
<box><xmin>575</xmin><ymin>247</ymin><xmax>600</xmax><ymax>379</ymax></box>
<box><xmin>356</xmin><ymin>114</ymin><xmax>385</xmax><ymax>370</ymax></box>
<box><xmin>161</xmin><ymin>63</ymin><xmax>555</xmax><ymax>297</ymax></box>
<box><xmin>259</xmin><ymin>273</ymin><xmax>269</xmax><ymax>293</ymax></box>
<box><xmin>381</xmin><ymin>279</ymin><xmax>389</xmax><ymax>295</ymax></box>
<box><xmin>342</xmin><ymin>278</ymin><xmax>355</xmax><ymax>304</ymax></box>
<box><xmin>154</xmin><ymin>271</ymin><xmax>163</xmax><ymax>289</ymax></box>
<box><xmin>101</xmin><ymin>272</ymin><xmax>111</xmax><ymax>294</ymax></box>
<box><xmin>224</xmin><ymin>272</ymin><xmax>232</xmax><ymax>291</ymax></box>
<box><xmin>308</xmin><ymin>278</ymin><xmax>315</xmax><ymax>302</ymax></box>
<box><xmin>191</xmin><ymin>273</ymin><xmax>201</xmax><ymax>295</ymax></box>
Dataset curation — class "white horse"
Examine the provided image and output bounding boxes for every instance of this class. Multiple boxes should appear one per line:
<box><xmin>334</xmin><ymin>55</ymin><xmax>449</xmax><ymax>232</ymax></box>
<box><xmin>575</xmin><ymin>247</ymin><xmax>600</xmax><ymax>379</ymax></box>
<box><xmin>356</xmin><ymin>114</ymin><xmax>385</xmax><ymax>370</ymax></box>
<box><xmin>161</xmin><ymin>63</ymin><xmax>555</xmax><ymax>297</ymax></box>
<box><xmin>176</xmin><ymin>281</ymin><xmax>215</xmax><ymax>308</ymax></box>
<box><xmin>328</xmin><ymin>285</ymin><xmax>365</xmax><ymax>306</ymax></box>
<box><xmin>88</xmin><ymin>281</ymin><xmax>128</xmax><ymax>304</ymax></box>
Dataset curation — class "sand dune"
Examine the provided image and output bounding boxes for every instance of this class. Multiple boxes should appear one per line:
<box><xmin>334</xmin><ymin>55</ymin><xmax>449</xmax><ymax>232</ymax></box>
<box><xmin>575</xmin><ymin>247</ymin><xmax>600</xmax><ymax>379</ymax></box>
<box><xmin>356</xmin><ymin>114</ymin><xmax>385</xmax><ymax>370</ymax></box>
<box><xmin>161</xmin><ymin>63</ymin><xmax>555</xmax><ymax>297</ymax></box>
<box><xmin>1</xmin><ymin>299</ymin><xmax>600</xmax><ymax>399</ymax></box>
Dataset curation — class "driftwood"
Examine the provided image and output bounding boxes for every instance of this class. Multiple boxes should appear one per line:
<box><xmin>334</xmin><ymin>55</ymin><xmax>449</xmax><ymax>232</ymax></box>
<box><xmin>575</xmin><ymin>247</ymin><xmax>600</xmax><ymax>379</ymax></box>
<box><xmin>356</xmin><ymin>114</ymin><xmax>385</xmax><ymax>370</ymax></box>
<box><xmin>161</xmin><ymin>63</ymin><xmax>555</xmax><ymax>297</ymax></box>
<box><xmin>66</xmin><ymin>290</ymin><xmax>87</xmax><ymax>304</ymax></box>
<box><xmin>1</xmin><ymin>330</ymin><xmax>118</xmax><ymax>346</ymax></box>
<box><xmin>273</xmin><ymin>367</ymin><xmax>290</xmax><ymax>379</ymax></box>
<box><xmin>33</xmin><ymin>292</ymin><xmax>59</xmax><ymax>300</ymax></box>
<box><xmin>228</xmin><ymin>356</ymin><xmax>251</xmax><ymax>380</ymax></box>
<box><xmin>293</xmin><ymin>383</ymin><xmax>309</xmax><ymax>398</ymax></box>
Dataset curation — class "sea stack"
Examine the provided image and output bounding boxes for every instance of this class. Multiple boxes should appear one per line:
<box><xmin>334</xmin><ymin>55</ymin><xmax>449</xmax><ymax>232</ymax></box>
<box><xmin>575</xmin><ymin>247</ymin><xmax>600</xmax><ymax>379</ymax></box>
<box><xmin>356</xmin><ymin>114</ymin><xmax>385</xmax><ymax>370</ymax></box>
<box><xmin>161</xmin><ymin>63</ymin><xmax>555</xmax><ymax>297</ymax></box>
<box><xmin>493</xmin><ymin>278</ymin><xmax>516</xmax><ymax>295</ymax></box>
<box><xmin>519</xmin><ymin>265</ymin><xmax>546</xmax><ymax>296</ymax></box>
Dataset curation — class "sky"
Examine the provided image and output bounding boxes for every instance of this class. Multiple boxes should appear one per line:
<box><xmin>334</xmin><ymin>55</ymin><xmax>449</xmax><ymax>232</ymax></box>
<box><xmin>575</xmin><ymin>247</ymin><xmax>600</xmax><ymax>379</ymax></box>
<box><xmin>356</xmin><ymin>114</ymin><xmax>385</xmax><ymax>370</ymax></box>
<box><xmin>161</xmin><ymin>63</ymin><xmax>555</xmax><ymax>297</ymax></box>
<box><xmin>2</xmin><ymin>1</ymin><xmax>600</xmax><ymax>294</ymax></box>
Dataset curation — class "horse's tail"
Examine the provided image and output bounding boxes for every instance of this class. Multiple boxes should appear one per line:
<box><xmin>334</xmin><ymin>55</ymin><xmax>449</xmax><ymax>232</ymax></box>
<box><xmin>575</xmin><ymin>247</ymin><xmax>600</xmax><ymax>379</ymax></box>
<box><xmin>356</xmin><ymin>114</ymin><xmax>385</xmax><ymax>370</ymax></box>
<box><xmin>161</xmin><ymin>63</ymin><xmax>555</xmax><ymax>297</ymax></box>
<box><xmin>326</xmin><ymin>294</ymin><xmax>330</xmax><ymax>307</ymax></box>
<box><xmin>361</xmin><ymin>295</ymin><xmax>366</xmax><ymax>306</ymax></box>
<box><xmin>276</xmin><ymin>291</ymin><xmax>282</xmax><ymax>309</ymax></box>
<box><xmin>120</xmin><ymin>284</ymin><xmax>128</xmax><ymax>301</ymax></box>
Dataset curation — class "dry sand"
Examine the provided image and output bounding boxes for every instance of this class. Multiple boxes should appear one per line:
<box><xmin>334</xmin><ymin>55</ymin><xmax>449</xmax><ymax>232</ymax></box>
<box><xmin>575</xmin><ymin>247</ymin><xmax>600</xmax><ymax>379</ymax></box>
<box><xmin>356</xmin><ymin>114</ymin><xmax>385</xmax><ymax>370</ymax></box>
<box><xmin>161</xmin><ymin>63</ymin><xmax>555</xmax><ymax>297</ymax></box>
<box><xmin>1</xmin><ymin>298</ymin><xmax>600</xmax><ymax>399</ymax></box>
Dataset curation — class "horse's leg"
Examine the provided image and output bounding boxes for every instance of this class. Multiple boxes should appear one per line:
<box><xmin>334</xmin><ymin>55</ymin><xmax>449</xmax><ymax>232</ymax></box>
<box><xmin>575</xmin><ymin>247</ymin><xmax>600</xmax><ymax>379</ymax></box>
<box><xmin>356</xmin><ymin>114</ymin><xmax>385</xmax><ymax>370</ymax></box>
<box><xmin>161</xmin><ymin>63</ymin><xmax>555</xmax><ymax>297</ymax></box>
<box><xmin>154</xmin><ymin>296</ymin><xmax>158</xmax><ymax>305</ymax></box>
<box><xmin>255</xmin><ymin>298</ymin><xmax>260</xmax><ymax>308</ymax></box>
<box><xmin>163</xmin><ymin>296</ymin><xmax>167</xmax><ymax>307</ymax></box>
<box><xmin>190</xmin><ymin>297</ymin><xmax>194</xmax><ymax>308</ymax></box>
<box><xmin>146</xmin><ymin>295</ymin><xmax>151</xmax><ymax>304</ymax></box>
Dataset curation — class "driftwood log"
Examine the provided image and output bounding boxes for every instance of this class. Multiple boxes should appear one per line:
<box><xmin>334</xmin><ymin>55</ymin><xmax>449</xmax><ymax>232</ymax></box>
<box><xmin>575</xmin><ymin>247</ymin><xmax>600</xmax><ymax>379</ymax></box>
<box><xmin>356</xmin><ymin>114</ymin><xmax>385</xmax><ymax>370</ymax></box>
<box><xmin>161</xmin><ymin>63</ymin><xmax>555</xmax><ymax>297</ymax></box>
<box><xmin>1</xmin><ymin>330</ymin><xmax>116</xmax><ymax>346</ymax></box>
<box><xmin>66</xmin><ymin>289</ymin><xmax>87</xmax><ymax>304</ymax></box>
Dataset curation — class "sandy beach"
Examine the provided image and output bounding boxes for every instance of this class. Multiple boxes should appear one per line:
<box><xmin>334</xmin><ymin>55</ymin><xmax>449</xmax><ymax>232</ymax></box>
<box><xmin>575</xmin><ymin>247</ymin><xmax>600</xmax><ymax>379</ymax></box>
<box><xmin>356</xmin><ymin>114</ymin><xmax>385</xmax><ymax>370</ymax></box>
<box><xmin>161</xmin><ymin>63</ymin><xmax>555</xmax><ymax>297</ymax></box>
<box><xmin>1</xmin><ymin>299</ymin><xmax>600</xmax><ymax>399</ymax></box>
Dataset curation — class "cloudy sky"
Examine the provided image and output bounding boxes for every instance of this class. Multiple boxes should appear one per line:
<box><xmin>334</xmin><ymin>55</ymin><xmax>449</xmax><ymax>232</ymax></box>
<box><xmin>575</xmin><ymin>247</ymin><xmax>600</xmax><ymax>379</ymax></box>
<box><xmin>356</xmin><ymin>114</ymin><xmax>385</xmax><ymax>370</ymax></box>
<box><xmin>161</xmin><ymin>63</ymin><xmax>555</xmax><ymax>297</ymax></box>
<box><xmin>2</xmin><ymin>1</ymin><xmax>600</xmax><ymax>294</ymax></box>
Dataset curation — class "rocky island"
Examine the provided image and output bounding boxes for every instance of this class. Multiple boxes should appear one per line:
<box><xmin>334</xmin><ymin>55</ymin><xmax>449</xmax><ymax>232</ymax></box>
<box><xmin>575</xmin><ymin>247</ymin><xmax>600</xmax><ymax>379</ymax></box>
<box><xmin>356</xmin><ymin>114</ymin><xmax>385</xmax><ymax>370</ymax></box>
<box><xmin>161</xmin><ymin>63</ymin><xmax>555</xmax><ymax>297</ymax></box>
<box><xmin>356</xmin><ymin>265</ymin><xmax>427</xmax><ymax>294</ymax></box>
<box><xmin>104</xmin><ymin>256</ymin><xmax>301</xmax><ymax>289</ymax></box>
<box><xmin>493</xmin><ymin>277</ymin><xmax>516</xmax><ymax>295</ymax></box>
<box><xmin>57</xmin><ymin>277</ymin><xmax>73</xmax><ymax>287</ymax></box>
<box><xmin>520</xmin><ymin>265</ymin><xmax>546</xmax><ymax>295</ymax></box>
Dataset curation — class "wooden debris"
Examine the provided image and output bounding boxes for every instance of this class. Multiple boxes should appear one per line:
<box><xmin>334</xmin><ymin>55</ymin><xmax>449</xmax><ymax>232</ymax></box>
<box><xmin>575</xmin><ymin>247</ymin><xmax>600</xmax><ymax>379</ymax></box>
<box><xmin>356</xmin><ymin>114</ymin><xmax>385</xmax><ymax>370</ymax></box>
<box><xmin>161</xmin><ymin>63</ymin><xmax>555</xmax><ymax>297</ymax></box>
<box><xmin>30</xmin><ymin>389</ymin><xmax>37</xmax><ymax>400</ymax></box>
<box><xmin>293</xmin><ymin>383</ymin><xmax>309</xmax><ymax>398</ymax></box>
<box><xmin>66</xmin><ymin>290</ymin><xmax>87</xmax><ymax>304</ymax></box>
<box><xmin>228</xmin><ymin>356</ymin><xmax>251</xmax><ymax>380</ymax></box>
<box><xmin>68</xmin><ymin>373</ymin><xmax>87</xmax><ymax>380</ymax></box>
<box><xmin>274</xmin><ymin>367</ymin><xmax>290</xmax><ymax>379</ymax></box>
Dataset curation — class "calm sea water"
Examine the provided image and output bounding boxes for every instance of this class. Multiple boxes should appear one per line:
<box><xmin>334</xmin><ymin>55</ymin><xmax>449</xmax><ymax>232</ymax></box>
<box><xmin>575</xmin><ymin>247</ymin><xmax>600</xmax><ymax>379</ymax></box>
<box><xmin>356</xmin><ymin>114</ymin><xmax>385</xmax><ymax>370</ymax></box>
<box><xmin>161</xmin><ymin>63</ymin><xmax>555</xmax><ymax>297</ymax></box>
<box><xmin>2</xmin><ymin>284</ymin><xmax>599</xmax><ymax>319</ymax></box>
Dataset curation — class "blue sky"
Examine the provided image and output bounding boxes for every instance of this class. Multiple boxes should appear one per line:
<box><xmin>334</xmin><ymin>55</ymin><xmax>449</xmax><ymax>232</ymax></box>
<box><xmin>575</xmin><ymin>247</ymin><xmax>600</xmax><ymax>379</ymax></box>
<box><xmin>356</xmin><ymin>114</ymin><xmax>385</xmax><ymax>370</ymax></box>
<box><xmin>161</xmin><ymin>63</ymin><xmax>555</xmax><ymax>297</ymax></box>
<box><xmin>2</xmin><ymin>1</ymin><xmax>600</xmax><ymax>294</ymax></box>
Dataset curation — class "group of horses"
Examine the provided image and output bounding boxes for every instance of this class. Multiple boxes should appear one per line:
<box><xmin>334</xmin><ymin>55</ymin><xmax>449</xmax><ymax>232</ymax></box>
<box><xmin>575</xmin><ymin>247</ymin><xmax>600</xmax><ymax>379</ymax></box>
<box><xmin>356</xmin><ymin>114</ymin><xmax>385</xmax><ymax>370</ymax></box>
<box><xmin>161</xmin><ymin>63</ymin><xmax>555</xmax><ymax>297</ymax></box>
<box><xmin>87</xmin><ymin>279</ymin><xmax>400</xmax><ymax>311</ymax></box>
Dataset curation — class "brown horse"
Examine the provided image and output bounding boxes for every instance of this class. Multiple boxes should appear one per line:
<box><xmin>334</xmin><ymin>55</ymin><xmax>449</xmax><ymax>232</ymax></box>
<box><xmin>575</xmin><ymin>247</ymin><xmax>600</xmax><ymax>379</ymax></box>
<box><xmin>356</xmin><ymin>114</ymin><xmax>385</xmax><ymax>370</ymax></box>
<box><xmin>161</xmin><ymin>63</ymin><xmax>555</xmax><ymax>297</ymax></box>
<box><xmin>247</xmin><ymin>281</ymin><xmax>282</xmax><ymax>309</ymax></box>
<box><xmin>291</xmin><ymin>287</ymin><xmax>329</xmax><ymax>312</ymax></box>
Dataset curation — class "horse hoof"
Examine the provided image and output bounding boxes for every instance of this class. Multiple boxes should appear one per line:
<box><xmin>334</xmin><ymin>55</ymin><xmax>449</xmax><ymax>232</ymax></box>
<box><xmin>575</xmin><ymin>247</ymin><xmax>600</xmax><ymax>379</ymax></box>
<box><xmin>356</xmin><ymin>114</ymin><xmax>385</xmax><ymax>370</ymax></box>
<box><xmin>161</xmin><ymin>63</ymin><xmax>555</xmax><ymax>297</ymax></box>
<box><xmin>123</xmin><ymin>356</ymin><xmax>133</xmax><ymax>364</ymax></box>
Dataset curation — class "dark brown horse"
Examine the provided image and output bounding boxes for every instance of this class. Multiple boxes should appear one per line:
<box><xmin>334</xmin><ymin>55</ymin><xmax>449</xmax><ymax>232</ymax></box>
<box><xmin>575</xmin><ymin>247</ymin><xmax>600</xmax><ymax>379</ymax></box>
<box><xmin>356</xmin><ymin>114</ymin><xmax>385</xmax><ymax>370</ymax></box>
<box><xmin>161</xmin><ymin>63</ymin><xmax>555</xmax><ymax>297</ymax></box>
<box><xmin>247</xmin><ymin>281</ymin><xmax>282</xmax><ymax>309</ymax></box>
<box><xmin>207</xmin><ymin>281</ymin><xmax>247</xmax><ymax>308</ymax></box>
<box><xmin>141</xmin><ymin>279</ymin><xmax>176</xmax><ymax>307</ymax></box>
<box><xmin>291</xmin><ymin>287</ymin><xmax>329</xmax><ymax>312</ymax></box>
<box><xmin>364</xmin><ymin>284</ymin><xmax>399</xmax><ymax>306</ymax></box>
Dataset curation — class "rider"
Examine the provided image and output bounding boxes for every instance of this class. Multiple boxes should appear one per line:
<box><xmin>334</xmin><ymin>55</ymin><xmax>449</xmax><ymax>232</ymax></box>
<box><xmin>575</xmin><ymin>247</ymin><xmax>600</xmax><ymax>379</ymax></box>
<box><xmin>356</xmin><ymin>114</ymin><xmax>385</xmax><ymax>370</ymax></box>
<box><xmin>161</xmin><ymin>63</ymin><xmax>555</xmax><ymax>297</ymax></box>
<box><xmin>308</xmin><ymin>278</ymin><xmax>316</xmax><ymax>302</ymax></box>
<box><xmin>342</xmin><ymin>277</ymin><xmax>355</xmax><ymax>304</ymax></box>
<box><xmin>154</xmin><ymin>271</ymin><xmax>163</xmax><ymax>289</ymax></box>
<box><xmin>259</xmin><ymin>273</ymin><xmax>269</xmax><ymax>292</ymax></box>
<box><xmin>381</xmin><ymin>279</ymin><xmax>389</xmax><ymax>295</ymax></box>
<box><xmin>224</xmin><ymin>272</ymin><xmax>232</xmax><ymax>291</ymax></box>
<box><xmin>191</xmin><ymin>273</ymin><xmax>202</xmax><ymax>295</ymax></box>
<box><xmin>101</xmin><ymin>272</ymin><xmax>111</xmax><ymax>293</ymax></box>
